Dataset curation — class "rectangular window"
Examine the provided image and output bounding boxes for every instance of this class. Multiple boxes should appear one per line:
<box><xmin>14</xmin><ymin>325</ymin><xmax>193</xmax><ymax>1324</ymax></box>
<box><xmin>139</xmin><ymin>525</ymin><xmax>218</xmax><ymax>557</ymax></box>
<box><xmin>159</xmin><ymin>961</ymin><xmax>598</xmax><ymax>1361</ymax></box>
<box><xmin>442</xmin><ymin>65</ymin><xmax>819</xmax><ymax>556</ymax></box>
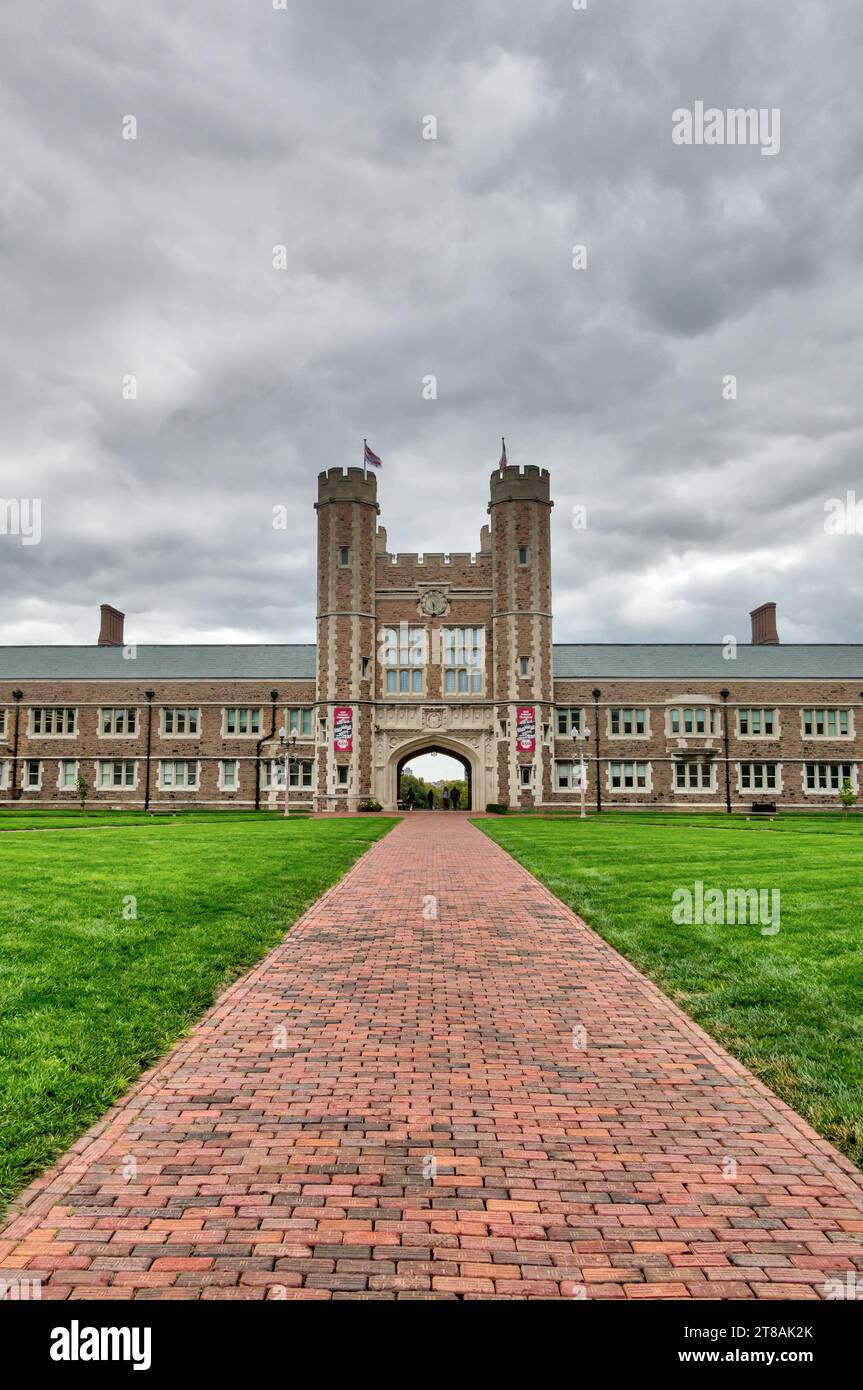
<box><xmin>517</xmin><ymin>545</ymin><xmax>528</xmax><ymax>565</ymax></box>
<box><xmin>25</xmin><ymin>759</ymin><xmax>42</xmax><ymax>788</ymax></box>
<box><xmin>382</xmin><ymin>625</ymin><xmax>426</xmax><ymax>694</ymax></box>
<box><xmin>162</xmin><ymin>707</ymin><xmax>200</xmax><ymax>736</ymax></box>
<box><xmin>100</xmin><ymin>707</ymin><xmax>138</xmax><ymax>735</ymax></box>
<box><xmin>608</xmin><ymin>760</ymin><xmax>650</xmax><ymax>790</ymax></box>
<box><xmin>802</xmin><ymin>707</ymin><xmax>850</xmax><ymax>737</ymax></box>
<box><xmin>0</xmin><ymin>760</ymin><xmax>9</xmax><ymax>790</ymax></box>
<box><xmin>804</xmin><ymin>762</ymin><xmax>854</xmax><ymax>792</ymax></box>
<box><xmin>609</xmin><ymin>708</ymin><xmax>647</xmax><ymax>737</ymax></box>
<box><xmin>674</xmin><ymin>760</ymin><xmax>716</xmax><ymax>791</ymax></box>
<box><xmin>98</xmin><ymin>760</ymin><xmax>136</xmax><ymax>789</ymax></box>
<box><xmin>219</xmin><ymin>759</ymin><xmax>238</xmax><ymax>790</ymax></box>
<box><xmin>361</xmin><ymin>657</ymin><xmax>370</xmax><ymax>679</ymax></box>
<box><xmin>443</xmin><ymin>627</ymin><xmax>484</xmax><ymax>695</ymax></box>
<box><xmin>160</xmin><ymin>760</ymin><xmax>199</xmax><ymax>789</ymax></box>
<box><xmin>739</xmin><ymin>762</ymin><xmax>779</xmax><ymax>792</ymax></box>
<box><xmin>737</xmin><ymin>707</ymin><xmax>776</xmax><ymax>737</ymax></box>
<box><xmin>518</xmin><ymin>656</ymin><xmax>530</xmax><ymax>677</ymax></box>
<box><xmin>224</xmin><ymin>708</ymin><xmax>261</xmax><ymax>735</ymax></box>
<box><xmin>668</xmin><ymin>706</ymin><xmax>719</xmax><ymax>736</ymax></box>
<box><xmin>289</xmin><ymin>759</ymin><xmax>314</xmax><ymax>788</ymax></box>
<box><xmin>337</xmin><ymin>765</ymin><xmax>349</xmax><ymax>786</ymax></box>
<box><xmin>287</xmin><ymin>708</ymin><xmax>314</xmax><ymax>737</ymax></box>
<box><xmin>556</xmin><ymin>708</ymin><xmax>583</xmax><ymax>736</ymax></box>
<box><xmin>31</xmin><ymin>707</ymin><xmax>77</xmax><ymax>736</ymax></box>
<box><xmin>0</xmin><ymin>709</ymin><xmax>6</xmax><ymax>737</ymax></box>
<box><xmin>58</xmin><ymin>759</ymin><xmax>78</xmax><ymax>789</ymax></box>
<box><xmin>338</xmin><ymin>546</ymin><xmax>350</xmax><ymax>566</ymax></box>
<box><xmin>261</xmin><ymin>759</ymin><xmax>285</xmax><ymax>790</ymax></box>
<box><xmin>519</xmin><ymin>765</ymin><xmax>532</xmax><ymax>787</ymax></box>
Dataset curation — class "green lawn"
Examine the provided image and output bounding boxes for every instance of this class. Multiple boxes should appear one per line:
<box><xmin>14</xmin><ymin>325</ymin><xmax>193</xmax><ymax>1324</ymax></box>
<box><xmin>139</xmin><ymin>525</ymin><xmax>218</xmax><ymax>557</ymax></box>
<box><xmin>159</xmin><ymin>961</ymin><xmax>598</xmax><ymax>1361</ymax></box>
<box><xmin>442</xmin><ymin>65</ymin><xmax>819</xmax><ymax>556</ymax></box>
<box><xmin>0</xmin><ymin>809</ymin><xmax>310</xmax><ymax>831</ymax></box>
<box><xmin>0</xmin><ymin>816</ymin><xmax>394</xmax><ymax>1212</ymax></box>
<box><xmin>478</xmin><ymin>814</ymin><xmax>863</xmax><ymax>1168</ymax></box>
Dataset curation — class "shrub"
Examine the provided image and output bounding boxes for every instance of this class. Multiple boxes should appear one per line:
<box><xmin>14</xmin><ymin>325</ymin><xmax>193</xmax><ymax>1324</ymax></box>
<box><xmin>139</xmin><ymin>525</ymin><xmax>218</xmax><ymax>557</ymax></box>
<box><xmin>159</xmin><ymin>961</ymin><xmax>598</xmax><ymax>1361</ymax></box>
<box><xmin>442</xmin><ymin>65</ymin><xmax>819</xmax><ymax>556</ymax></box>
<box><xmin>485</xmin><ymin>802</ymin><xmax>509</xmax><ymax>815</ymax></box>
<box><xmin>357</xmin><ymin>798</ymin><xmax>382</xmax><ymax>813</ymax></box>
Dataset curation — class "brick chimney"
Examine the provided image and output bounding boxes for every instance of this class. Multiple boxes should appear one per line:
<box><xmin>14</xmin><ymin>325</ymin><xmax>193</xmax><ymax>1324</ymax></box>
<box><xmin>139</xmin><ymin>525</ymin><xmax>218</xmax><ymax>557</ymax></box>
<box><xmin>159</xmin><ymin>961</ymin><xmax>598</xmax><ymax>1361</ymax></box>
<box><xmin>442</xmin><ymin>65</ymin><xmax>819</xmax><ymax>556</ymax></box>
<box><xmin>750</xmin><ymin>602</ymin><xmax>779</xmax><ymax>645</ymax></box>
<box><xmin>98</xmin><ymin>604</ymin><xmax>125</xmax><ymax>647</ymax></box>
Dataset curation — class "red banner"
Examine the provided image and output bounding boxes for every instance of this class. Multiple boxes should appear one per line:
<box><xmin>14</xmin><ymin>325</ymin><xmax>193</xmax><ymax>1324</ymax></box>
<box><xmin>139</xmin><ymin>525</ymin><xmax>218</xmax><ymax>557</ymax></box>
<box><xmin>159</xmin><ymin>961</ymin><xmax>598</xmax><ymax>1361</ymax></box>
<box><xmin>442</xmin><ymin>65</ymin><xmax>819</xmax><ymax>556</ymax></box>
<box><xmin>333</xmin><ymin>706</ymin><xmax>353</xmax><ymax>753</ymax></box>
<box><xmin>516</xmin><ymin>705</ymin><xmax>536</xmax><ymax>752</ymax></box>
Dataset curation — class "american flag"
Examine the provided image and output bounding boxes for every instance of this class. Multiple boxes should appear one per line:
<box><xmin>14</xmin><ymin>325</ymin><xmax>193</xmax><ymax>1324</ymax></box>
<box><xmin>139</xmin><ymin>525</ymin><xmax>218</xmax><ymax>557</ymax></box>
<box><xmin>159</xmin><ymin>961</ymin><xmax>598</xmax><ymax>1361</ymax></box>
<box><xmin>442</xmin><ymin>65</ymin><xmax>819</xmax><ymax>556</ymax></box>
<box><xmin>364</xmin><ymin>441</ymin><xmax>382</xmax><ymax>468</ymax></box>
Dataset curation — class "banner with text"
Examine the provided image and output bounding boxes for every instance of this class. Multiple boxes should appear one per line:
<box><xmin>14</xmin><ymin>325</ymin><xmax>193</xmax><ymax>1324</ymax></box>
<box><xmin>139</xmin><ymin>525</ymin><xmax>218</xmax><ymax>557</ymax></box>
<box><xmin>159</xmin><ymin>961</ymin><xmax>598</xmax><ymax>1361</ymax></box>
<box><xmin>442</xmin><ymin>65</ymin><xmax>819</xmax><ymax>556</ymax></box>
<box><xmin>516</xmin><ymin>705</ymin><xmax>536</xmax><ymax>752</ymax></box>
<box><xmin>333</xmin><ymin>706</ymin><xmax>353</xmax><ymax>753</ymax></box>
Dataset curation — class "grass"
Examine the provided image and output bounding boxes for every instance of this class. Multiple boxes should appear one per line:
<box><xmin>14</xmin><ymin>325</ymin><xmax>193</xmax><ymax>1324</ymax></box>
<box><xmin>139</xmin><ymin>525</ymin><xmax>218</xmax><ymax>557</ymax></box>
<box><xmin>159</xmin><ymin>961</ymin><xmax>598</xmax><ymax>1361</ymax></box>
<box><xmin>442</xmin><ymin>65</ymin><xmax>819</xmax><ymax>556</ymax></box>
<box><xmin>0</xmin><ymin>809</ymin><xmax>310</xmax><ymax>831</ymax></box>
<box><xmin>477</xmin><ymin>813</ymin><xmax>863</xmax><ymax>1168</ymax></box>
<box><xmin>0</xmin><ymin>815</ymin><xmax>394</xmax><ymax>1212</ymax></box>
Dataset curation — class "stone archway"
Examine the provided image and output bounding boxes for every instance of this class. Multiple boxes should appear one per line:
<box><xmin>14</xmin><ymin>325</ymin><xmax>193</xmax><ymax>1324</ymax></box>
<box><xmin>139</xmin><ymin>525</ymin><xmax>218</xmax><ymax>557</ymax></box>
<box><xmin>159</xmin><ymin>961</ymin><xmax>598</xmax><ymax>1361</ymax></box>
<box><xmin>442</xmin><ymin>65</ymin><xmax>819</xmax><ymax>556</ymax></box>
<box><xmin>385</xmin><ymin>733</ymin><xmax>480</xmax><ymax>812</ymax></box>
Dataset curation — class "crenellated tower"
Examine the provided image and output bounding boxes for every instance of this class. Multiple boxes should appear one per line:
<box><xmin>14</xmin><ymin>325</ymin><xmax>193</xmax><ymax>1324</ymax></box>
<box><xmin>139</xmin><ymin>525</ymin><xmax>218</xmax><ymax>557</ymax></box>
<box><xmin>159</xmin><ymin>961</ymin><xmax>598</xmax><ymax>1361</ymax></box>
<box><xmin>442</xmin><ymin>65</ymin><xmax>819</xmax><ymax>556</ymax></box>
<box><xmin>315</xmin><ymin>467</ymin><xmax>379</xmax><ymax>809</ymax></box>
<box><xmin>489</xmin><ymin>465</ymin><xmax>554</xmax><ymax>807</ymax></box>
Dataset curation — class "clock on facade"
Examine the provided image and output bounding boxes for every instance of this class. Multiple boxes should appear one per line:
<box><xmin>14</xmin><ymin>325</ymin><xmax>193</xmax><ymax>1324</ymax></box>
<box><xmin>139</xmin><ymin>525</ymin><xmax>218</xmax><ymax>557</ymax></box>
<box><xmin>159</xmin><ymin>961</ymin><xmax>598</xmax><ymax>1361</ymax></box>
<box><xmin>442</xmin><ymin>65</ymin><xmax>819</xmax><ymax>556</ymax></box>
<box><xmin>418</xmin><ymin>589</ymin><xmax>448</xmax><ymax>616</ymax></box>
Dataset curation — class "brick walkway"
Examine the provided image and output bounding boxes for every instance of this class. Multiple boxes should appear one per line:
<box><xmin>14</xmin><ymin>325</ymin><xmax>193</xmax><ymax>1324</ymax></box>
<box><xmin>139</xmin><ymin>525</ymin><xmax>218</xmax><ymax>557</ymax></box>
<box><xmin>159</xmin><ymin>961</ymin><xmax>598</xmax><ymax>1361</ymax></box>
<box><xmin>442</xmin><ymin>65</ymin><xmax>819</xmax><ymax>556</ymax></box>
<box><xmin>2</xmin><ymin>815</ymin><xmax>862</xmax><ymax>1300</ymax></box>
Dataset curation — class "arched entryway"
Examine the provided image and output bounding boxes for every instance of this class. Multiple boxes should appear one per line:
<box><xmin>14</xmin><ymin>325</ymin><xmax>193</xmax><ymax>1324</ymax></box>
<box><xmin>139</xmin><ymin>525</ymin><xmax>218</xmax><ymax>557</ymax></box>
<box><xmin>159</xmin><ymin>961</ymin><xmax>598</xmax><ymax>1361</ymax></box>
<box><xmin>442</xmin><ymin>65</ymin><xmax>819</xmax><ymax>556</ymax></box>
<box><xmin>393</xmin><ymin>739</ymin><xmax>476</xmax><ymax>811</ymax></box>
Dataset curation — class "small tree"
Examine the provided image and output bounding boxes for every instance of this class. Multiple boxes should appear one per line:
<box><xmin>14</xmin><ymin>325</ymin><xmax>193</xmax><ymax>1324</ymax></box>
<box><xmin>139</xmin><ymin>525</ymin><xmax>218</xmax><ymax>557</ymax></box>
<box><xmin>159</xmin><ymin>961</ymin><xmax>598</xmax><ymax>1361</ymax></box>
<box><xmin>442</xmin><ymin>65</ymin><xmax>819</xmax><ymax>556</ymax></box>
<box><xmin>840</xmin><ymin>777</ymin><xmax>857</xmax><ymax>818</ymax></box>
<box><xmin>77</xmin><ymin>772</ymin><xmax>89</xmax><ymax>812</ymax></box>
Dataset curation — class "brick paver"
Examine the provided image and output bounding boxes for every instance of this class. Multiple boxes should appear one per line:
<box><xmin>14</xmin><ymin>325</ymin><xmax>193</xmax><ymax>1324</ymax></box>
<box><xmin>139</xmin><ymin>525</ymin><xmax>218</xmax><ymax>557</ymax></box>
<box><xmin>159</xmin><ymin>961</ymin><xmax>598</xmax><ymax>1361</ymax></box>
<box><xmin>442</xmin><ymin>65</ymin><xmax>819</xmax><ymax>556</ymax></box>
<box><xmin>2</xmin><ymin>815</ymin><xmax>862</xmax><ymax>1300</ymax></box>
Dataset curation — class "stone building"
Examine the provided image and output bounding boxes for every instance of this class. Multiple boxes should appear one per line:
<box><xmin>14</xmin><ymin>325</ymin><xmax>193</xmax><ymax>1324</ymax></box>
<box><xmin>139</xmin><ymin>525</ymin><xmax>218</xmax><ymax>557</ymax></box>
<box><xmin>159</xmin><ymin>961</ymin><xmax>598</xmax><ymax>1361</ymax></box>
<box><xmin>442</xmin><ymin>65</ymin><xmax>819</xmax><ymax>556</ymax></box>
<box><xmin>1</xmin><ymin>465</ymin><xmax>861</xmax><ymax>812</ymax></box>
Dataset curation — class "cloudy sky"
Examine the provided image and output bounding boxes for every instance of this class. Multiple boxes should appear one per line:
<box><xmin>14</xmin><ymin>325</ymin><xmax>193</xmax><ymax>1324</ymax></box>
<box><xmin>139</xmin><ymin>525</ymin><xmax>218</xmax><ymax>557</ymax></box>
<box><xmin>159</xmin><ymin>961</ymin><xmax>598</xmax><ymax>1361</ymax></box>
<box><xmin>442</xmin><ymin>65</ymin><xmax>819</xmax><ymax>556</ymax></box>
<box><xmin>1</xmin><ymin>0</ymin><xmax>862</xmax><ymax>647</ymax></box>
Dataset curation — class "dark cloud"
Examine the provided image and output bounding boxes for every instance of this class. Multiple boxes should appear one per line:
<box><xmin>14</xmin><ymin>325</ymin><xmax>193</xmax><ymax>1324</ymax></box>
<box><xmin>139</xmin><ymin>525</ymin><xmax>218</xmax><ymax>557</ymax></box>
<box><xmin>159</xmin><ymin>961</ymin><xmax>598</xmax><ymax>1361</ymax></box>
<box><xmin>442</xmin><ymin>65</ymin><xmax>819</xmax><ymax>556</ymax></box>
<box><xmin>1</xmin><ymin>0</ymin><xmax>862</xmax><ymax>645</ymax></box>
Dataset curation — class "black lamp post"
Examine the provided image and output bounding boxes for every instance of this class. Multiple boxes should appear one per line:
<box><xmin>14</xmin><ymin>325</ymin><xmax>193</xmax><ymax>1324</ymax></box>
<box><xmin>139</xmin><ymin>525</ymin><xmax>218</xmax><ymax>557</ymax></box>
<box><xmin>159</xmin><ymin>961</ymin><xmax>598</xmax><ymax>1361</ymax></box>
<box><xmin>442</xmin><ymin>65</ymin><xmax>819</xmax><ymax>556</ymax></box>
<box><xmin>592</xmin><ymin>689</ymin><xmax>602</xmax><ymax>812</ymax></box>
<box><xmin>144</xmin><ymin>690</ymin><xmax>155</xmax><ymax>811</ymax></box>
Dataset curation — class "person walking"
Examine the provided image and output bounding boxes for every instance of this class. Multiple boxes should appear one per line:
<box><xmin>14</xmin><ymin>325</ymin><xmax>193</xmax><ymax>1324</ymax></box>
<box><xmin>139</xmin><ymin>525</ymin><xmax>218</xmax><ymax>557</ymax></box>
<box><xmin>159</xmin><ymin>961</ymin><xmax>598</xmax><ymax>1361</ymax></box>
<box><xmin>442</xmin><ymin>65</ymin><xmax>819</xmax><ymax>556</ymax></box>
<box><xmin>426</xmin><ymin>787</ymin><xmax>434</xmax><ymax>810</ymax></box>
<box><xmin>450</xmin><ymin>784</ymin><xmax>460</xmax><ymax>810</ymax></box>
<box><xmin>442</xmin><ymin>786</ymin><xmax>450</xmax><ymax>810</ymax></box>
<box><xmin>405</xmin><ymin>785</ymin><xmax>415</xmax><ymax>811</ymax></box>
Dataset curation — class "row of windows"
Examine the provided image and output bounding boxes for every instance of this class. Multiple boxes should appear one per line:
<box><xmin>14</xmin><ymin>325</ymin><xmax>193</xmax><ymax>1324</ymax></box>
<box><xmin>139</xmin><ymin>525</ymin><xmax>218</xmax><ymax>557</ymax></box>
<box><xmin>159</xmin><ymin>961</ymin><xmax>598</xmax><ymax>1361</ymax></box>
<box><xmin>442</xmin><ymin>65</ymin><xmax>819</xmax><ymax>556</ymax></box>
<box><xmin>380</xmin><ymin>627</ymin><xmax>485</xmax><ymax>695</ymax></box>
<box><xmin>3</xmin><ymin>759</ymin><xmax>317</xmax><ymax>792</ymax></box>
<box><xmin>553</xmin><ymin>706</ymin><xmax>857</xmax><ymax>739</ymax></box>
<box><xmin>6</xmin><ymin>707</ymin><xmax>316</xmax><ymax>739</ymax></box>
<box><xmin>552</xmin><ymin>761</ymin><xmax>858</xmax><ymax>794</ymax></box>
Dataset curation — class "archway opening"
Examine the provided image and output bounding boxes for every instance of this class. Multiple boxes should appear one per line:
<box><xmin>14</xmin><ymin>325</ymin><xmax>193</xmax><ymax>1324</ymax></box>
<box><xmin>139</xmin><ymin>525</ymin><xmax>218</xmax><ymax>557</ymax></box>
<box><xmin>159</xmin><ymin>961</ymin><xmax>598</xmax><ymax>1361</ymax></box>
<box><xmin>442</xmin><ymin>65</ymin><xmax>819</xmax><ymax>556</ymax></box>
<box><xmin>397</xmin><ymin>746</ymin><xmax>472</xmax><ymax>811</ymax></box>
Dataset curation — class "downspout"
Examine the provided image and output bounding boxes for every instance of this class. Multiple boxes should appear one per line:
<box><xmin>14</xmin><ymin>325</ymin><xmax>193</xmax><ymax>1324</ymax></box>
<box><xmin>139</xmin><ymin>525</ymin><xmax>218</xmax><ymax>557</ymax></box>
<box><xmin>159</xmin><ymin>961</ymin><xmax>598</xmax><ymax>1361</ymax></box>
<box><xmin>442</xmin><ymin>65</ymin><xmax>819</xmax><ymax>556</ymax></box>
<box><xmin>592</xmin><ymin>688</ymin><xmax>602</xmax><ymax>813</ymax></box>
<box><xmin>10</xmin><ymin>689</ymin><xmax>23</xmax><ymax>800</ymax></box>
<box><xmin>144</xmin><ymin>690</ymin><xmax>155</xmax><ymax>811</ymax></box>
<box><xmin>254</xmin><ymin>689</ymin><xmax>280</xmax><ymax>811</ymax></box>
<box><xmin>720</xmin><ymin>689</ymin><xmax>732</xmax><ymax>814</ymax></box>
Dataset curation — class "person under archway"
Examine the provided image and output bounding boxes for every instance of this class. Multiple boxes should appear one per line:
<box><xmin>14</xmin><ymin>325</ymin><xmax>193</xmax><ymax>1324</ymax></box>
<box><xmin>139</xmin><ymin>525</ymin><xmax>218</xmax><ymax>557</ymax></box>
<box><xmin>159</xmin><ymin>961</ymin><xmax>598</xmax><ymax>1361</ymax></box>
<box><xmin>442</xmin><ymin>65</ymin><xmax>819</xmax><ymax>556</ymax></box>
<box><xmin>426</xmin><ymin>787</ymin><xmax>434</xmax><ymax>810</ymax></box>
<box><xmin>450</xmin><ymin>784</ymin><xmax>460</xmax><ymax>810</ymax></box>
<box><xmin>442</xmin><ymin>787</ymin><xmax>450</xmax><ymax>810</ymax></box>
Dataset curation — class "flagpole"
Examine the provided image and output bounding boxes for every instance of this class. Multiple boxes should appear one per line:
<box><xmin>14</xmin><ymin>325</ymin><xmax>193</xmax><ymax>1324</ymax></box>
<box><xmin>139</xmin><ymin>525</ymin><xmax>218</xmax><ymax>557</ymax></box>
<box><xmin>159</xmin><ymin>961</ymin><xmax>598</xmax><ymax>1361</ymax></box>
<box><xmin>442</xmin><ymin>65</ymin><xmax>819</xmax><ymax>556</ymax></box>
<box><xmin>363</xmin><ymin>437</ymin><xmax>367</xmax><ymax>479</ymax></box>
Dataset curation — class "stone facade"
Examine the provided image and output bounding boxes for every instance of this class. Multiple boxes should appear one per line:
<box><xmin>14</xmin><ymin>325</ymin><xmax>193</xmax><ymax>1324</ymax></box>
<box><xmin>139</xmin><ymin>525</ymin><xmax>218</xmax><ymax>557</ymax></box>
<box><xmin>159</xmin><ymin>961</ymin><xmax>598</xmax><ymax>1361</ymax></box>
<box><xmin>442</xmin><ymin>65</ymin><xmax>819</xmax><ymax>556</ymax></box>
<box><xmin>1</xmin><ymin>465</ymin><xmax>861</xmax><ymax>811</ymax></box>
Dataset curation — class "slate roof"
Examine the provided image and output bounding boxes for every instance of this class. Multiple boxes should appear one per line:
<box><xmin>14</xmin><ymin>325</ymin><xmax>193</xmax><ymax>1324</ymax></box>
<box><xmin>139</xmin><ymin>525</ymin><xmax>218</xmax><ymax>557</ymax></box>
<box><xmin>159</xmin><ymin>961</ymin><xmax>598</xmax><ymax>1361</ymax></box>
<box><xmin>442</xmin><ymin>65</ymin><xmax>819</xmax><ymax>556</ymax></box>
<box><xmin>0</xmin><ymin>642</ymin><xmax>859</xmax><ymax>682</ymax></box>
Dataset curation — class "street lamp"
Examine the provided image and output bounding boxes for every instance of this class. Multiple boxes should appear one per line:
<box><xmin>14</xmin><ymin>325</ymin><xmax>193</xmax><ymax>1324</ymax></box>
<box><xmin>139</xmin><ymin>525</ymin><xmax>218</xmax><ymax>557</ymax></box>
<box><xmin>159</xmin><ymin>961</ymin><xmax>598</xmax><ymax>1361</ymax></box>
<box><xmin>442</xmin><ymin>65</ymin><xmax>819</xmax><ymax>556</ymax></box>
<box><xmin>278</xmin><ymin>725</ymin><xmax>298</xmax><ymax>817</ymax></box>
<box><xmin>573</xmin><ymin>724</ymin><xmax>591</xmax><ymax>820</ymax></box>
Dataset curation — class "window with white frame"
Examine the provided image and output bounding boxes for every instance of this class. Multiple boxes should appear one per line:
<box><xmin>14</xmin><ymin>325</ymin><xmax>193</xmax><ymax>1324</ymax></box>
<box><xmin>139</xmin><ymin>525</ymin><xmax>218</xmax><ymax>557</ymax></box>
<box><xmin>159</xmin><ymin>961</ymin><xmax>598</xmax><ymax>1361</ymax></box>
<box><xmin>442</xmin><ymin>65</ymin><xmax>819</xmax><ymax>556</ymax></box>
<box><xmin>556</xmin><ymin>708</ymin><xmax>584</xmax><ymax>736</ymax></box>
<box><xmin>804</xmin><ymin>762</ymin><xmax>855</xmax><ymax>792</ymax></box>
<box><xmin>518</xmin><ymin>656</ymin><xmax>530</xmax><ymax>678</ymax></box>
<box><xmin>609</xmin><ymin>707</ymin><xmax>647</xmax><ymax>737</ymax></box>
<box><xmin>58</xmin><ymin>759</ymin><xmax>78</xmax><ymax>789</ymax></box>
<box><xmin>261</xmin><ymin>759</ymin><xmax>285</xmax><ymax>789</ymax></box>
<box><xmin>518</xmin><ymin>765</ymin><xmax>532</xmax><ymax>787</ymax></box>
<box><xmin>555</xmin><ymin>759</ymin><xmax>587</xmax><ymax>790</ymax></box>
<box><xmin>738</xmin><ymin>762</ymin><xmax>779</xmax><ymax>792</ymax></box>
<box><xmin>219</xmin><ymin>759</ymin><xmax>239</xmax><ymax>791</ymax></box>
<box><xmin>802</xmin><ymin>707</ymin><xmax>850</xmax><ymax>738</ymax></box>
<box><xmin>382</xmin><ymin>625</ymin><xmax>425</xmax><ymax>694</ymax></box>
<box><xmin>98</xmin><ymin>760</ymin><xmax>136</xmax><ymax>789</ymax></box>
<box><xmin>608</xmin><ymin>760</ymin><xmax>650</xmax><ymax>790</ymax></box>
<box><xmin>337</xmin><ymin>765</ymin><xmax>349</xmax><ymax>786</ymax></box>
<box><xmin>443</xmin><ymin>627</ymin><xmax>484</xmax><ymax>695</ymax></box>
<box><xmin>674</xmin><ymin>760</ymin><xmax>716</xmax><ymax>791</ymax></box>
<box><xmin>24</xmin><ymin>759</ymin><xmax>42</xmax><ymax>789</ymax></box>
<box><xmin>338</xmin><ymin>546</ymin><xmax>350</xmax><ymax>567</ymax></box>
<box><xmin>0</xmin><ymin>709</ymin><xmax>6</xmax><ymax>737</ymax></box>
<box><xmin>161</xmin><ymin>707</ymin><xmax>200</xmax><ymax>736</ymax></box>
<box><xmin>517</xmin><ymin>544</ymin><xmax>528</xmax><ymax>566</ymax></box>
<box><xmin>160</xmin><ymin>760</ymin><xmax>199</xmax><ymax>789</ymax></box>
<box><xmin>737</xmin><ymin>707</ymin><xmax>777</xmax><ymax>737</ymax></box>
<box><xmin>667</xmin><ymin>705</ymin><xmax>720</xmax><ymax>736</ymax></box>
<box><xmin>100</xmin><ymin>707</ymin><xmax>138</xmax><ymax>735</ymax></box>
<box><xmin>0</xmin><ymin>760</ymin><xmax>10</xmax><ymax>789</ymax></box>
<box><xmin>223</xmin><ymin>708</ymin><xmax>261</xmax><ymax>735</ymax></box>
<box><xmin>289</xmin><ymin>759</ymin><xmax>314</xmax><ymax>788</ymax></box>
<box><xmin>30</xmin><ymin>707</ymin><xmax>77</xmax><ymax>736</ymax></box>
<box><xmin>287</xmin><ymin>708</ymin><xmax>314</xmax><ymax>737</ymax></box>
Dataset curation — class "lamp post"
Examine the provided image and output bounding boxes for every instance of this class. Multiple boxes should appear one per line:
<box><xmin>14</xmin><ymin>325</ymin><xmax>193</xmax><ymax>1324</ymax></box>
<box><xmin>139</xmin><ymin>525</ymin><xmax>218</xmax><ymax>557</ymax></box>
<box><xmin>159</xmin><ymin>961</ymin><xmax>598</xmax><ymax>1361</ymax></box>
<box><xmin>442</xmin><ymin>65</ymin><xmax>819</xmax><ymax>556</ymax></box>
<box><xmin>278</xmin><ymin>725</ymin><xmax>298</xmax><ymax>817</ymax></box>
<box><xmin>573</xmin><ymin>724</ymin><xmax>591</xmax><ymax>819</ymax></box>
